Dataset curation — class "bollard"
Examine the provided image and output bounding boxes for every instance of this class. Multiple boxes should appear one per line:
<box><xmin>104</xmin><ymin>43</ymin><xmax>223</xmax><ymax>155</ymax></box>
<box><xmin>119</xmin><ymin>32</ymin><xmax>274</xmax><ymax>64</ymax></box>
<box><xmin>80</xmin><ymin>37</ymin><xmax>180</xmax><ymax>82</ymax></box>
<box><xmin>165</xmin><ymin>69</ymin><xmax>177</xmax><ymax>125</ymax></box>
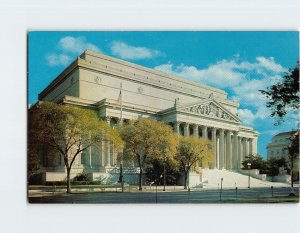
<box><xmin>271</xmin><ymin>186</ymin><xmax>274</xmax><ymax>198</ymax></box>
<box><xmin>155</xmin><ymin>184</ymin><xmax>158</xmax><ymax>204</ymax></box>
<box><xmin>235</xmin><ymin>187</ymin><xmax>238</xmax><ymax>199</ymax></box>
<box><xmin>219</xmin><ymin>178</ymin><xmax>223</xmax><ymax>201</ymax></box>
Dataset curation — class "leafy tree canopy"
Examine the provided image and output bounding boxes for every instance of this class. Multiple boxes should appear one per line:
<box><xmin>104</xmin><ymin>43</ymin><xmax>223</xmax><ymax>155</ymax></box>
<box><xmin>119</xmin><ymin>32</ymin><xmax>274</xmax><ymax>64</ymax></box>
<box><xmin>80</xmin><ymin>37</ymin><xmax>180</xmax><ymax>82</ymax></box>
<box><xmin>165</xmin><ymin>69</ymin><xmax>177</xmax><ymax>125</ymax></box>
<box><xmin>28</xmin><ymin>102</ymin><xmax>123</xmax><ymax>193</ymax></box>
<box><xmin>242</xmin><ymin>154</ymin><xmax>268</xmax><ymax>173</ymax></box>
<box><xmin>260</xmin><ymin>61</ymin><xmax>299</xmax><ymax>125</ymax></box>
<box><xmin>120</xmin><ymin>118</ymin><xmax>178</xmax><ymax>190</ymax></box>
<box><xmin>175</xmin><ymin>136</ymin><xmax>213</xmax><ymax>189</ymax></box>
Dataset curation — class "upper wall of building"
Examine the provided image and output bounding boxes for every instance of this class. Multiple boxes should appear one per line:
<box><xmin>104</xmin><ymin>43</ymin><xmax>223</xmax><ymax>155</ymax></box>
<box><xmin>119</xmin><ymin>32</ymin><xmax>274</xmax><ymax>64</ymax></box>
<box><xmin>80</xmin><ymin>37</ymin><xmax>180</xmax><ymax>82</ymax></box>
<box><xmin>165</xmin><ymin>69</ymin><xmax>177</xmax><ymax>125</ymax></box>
<box><xmin>39</xmin><ymin>50</ymin><xmax>240</xmax><ymax>114</ymax></box>
<box><xmin>39</xmin><ymin>62</ymin><xmax>80</xmax><ymax>102</ymax></box>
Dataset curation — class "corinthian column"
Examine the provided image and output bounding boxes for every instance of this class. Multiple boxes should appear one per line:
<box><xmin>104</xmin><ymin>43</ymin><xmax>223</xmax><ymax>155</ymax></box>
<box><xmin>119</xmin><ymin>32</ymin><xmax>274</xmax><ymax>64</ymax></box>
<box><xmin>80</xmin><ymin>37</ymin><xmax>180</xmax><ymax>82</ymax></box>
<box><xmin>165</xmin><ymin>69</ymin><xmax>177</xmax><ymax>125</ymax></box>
<box><xmin>193</xmin><ymin>124</ymin><xmax>199</xmax><ymax>137</ymax></box>
<box><xmin>233</xmin><ymin>131</ymin><xmax>238</xmax><ymax>170</ymax></box>
<box><xmin>105</xmin><ymin>141</ymin><xmax>111</xmax><ymax>167</ymax></box>
<box><xmin>253</xmin><ymin>137</ymin><xmax>258</xmax><ymax>155</ymax></box>
<box><xmin>249</xmin><ymin>138</ymin><xmax>254</xmax><ymax>155</ymax></box>
<box><xmin>211</xmin><ymin>128</ymin><xmax>217</xmax><ymax>168</ymax></box>
<box><xmin>105</xmin><ymin>117</ymin><xmax>111</xmax><ymax>167</ymax></box>
<box><xmin>87</xmin><ymin>145</ymin><xmax>92</xmax><ymax>167</ymax></box>
<box><xmin>184</xmin><ymin>123</ymin><xmax>189</xmax><ymax>136</ymax></box>
<box><xmin>100</xmin><ymin>141</ymin><xmax>105</xmax><ymax>167</ymax></box>
<box><xmin>202</xmin><ymin>126</ymin><xmax>208</xmax><ymax>139</ymax></box>
<box><xmin>225</xmin><ymin>130</ymin><xmax>232</xmax><ymax>169</ymax></box>
<box><xmin>243</xmin><ymin>138</ymin><xmax>247</xmax><ymax>160</ymax></box>
<box><xmin>245</xmin><ymin>138</ymin><xmax>249</xmax><ymax>158</ymax></box>
<box><xmin>238</xmin><ymin>137</ymin><xmax>242</xmax><ymax>169</ymax></box>
<box><xmin>219</xmin><ymin>129</ymin><xmax>225</xmax><ymax>169</ymax></box>
<box><xmin>174</xmin><ymin>121</ymin><xmax>180</xmax><ymax>134</ymax></box>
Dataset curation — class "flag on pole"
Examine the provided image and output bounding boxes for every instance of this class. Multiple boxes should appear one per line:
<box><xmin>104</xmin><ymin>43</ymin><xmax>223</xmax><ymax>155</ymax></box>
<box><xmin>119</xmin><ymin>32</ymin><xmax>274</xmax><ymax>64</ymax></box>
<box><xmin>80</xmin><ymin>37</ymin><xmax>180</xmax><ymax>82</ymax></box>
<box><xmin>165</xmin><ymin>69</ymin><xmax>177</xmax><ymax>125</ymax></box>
<box><xmin>119</xmin><ymin>83</ymin><xmax>123</xmax><ymax>126</ymax></box>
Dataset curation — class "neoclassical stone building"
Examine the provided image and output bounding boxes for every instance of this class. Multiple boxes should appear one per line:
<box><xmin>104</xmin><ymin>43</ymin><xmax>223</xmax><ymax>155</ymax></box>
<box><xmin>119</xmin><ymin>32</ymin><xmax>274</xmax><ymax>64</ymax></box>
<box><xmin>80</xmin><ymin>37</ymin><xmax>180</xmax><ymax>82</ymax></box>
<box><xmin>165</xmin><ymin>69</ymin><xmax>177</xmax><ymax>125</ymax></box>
<box><xmin>267</xmin><ymin>131</ymin><xmax>296</xmax><ymax>159</ymax></box>
<box><xmin>38</xmin><ymin>50</ymin><xmax>259</xmax><ymax>183</ymax></box>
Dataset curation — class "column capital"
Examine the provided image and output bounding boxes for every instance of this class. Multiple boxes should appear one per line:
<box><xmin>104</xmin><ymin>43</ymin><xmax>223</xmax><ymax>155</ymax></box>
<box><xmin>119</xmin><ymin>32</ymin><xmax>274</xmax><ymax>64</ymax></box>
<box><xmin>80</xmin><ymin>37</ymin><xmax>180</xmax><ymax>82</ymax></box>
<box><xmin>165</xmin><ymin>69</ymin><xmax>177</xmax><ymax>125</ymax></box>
<box><xmin>105</xmin><ymin>116</ymin><xmax>112</xmax><ymax>122</ymax></box>
<box><xmin>183</xmin><ymin>122</ymin><xmax>190</xmax><ymax>136</ymax></box>
<box><xmin>211</xmin><ymin>127</ymin><xmax>217</xmax><ymax>133</ymax></box>
<box><xmin>233</xmin><ymin>131</ymin><xmax>238</xmax><ymax>136</ymax></box>
<box><xmin>225</xmin><ymin>129</ymin><xmax>232</xmax><ymax>134</ymax></box>
<box><xmin>219</xmin><ymin>128</ymin><xmax>225</xmax><ymax>134</ymax></box>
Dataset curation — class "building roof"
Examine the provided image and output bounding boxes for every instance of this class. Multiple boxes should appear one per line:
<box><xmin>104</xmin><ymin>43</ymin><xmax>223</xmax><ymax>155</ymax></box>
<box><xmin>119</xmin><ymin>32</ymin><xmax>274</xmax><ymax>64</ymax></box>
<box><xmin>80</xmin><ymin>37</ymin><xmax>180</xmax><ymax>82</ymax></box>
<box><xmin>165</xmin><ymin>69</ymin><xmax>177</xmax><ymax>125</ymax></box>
<box><xmin>275</xmin><ymin>131</ymin><xmax>297</xmax><ymax>137</ymax></box>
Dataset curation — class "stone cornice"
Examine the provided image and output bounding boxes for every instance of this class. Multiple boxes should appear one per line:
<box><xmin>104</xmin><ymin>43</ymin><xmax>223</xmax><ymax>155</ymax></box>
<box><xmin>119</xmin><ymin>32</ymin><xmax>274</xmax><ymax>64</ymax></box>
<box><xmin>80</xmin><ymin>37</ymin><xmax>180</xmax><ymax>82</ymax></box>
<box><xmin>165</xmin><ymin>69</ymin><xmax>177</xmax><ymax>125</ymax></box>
<box><xmin>59</xmin><ymin>96</ymin><xmax>159</xmax><ymax>115</ymax></box>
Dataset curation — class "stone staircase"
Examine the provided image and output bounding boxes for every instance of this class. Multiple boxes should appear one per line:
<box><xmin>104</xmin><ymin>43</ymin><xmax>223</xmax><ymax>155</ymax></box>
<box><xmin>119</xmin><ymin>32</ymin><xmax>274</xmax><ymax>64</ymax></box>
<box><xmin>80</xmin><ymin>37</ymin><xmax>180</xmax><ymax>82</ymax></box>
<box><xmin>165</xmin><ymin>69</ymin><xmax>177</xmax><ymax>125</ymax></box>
<box><xmin>197</xmin><ymin>169</ymin><xmax>290</xmax><ymax>189</ymax></box>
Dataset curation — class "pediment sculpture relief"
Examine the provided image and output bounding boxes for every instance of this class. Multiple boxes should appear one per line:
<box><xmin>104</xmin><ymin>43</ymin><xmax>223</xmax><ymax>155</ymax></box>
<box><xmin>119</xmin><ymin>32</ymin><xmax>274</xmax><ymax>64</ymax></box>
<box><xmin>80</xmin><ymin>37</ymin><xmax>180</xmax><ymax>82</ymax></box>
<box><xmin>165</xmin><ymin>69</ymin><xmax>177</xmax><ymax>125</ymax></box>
<box><xmin>182</xmin><ymin>102</ymin><xmax>236</xmax><ymax>121</ymax></box>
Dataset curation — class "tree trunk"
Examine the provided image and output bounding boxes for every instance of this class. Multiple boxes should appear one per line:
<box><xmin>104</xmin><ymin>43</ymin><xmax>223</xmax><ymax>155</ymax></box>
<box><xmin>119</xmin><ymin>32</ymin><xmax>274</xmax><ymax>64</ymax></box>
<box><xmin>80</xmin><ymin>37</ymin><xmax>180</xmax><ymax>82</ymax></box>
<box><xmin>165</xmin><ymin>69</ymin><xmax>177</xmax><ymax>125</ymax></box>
<box><xmin>66</xmin><ymin>168</ymin><xmax>71</xmax><ymax>194</ymax></box>
<box><xmin>184</xmin><ymin>171</ymin><xmax>188</xmax><ymax>189</ymax></box>
<box><xmin>139</xmin><ymin>167</ymin><xmax>143</xmax><ymax>191</ymax></box>
<box><xmin>291</xmin><ymin>157</ymin><xmax>294</xmax><ymax>188</ymax></box>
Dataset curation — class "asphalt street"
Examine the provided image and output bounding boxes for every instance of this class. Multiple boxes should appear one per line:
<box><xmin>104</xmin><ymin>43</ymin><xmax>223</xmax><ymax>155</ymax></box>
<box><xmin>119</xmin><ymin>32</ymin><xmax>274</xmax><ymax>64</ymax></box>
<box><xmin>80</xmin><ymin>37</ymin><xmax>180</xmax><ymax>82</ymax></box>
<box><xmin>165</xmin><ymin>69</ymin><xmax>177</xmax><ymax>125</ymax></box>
<box><xmin>28</xmin><ymin>187</ymin><xmax>299</xmax><ymax>204</ymax></box>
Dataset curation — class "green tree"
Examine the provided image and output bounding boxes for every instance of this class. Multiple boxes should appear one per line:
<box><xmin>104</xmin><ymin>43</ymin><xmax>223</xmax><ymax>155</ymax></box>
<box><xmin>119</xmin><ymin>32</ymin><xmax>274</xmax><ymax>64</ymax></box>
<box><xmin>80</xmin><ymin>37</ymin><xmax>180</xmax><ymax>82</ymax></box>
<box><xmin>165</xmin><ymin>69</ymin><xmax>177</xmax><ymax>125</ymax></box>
<box><xmin>146</xmin><ymin>156</ymin><xmax>179</xmax><ymax>185</ymax></box>
<box><xmin>27</xmin><ymin>145</ymin><xmax>41</xmax><ymax>184</ymax></box>
<box><xmin>120</xmin><ymin>118</ymin><xmax>178</xmax><ymax>191</ymax></box>
<box><xmin>175</xmin><ymin>136</ymin><xmax>213</xmax><ymax>189</ymax></box>
<box><xmin>28</xmin><ymin>102</ymin><xmax>123</xmax><ymax>193</ymax></box>
<box><xmin>259</xmin><ymin>62</ymin><xmax>299</xmax><ymax>188</ymax></box>
<box><xmin>259</xmin><ymin>61</ymin><xmax>299</xmax><ymax>125</ymax></box>
<box><xmin>266</xmin><ymin>157</ymin><xmax>287</xmax><ymax>178</ymax></box>
<box><xmin>241</xmin><ymin>154</ymin><xmax>268</xmax><ymax>174</ymax></box>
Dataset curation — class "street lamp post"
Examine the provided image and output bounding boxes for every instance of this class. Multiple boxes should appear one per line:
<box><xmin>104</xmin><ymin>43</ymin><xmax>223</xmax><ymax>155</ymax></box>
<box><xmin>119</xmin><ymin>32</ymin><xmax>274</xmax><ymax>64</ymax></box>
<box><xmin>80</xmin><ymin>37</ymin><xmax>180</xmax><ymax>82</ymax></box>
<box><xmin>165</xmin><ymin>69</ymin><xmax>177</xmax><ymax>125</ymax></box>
<box><xmin>220</xmin><ymin>178</ymin><xmax>223</xmax><ymax>201</ymax></box>
<box><xmin>163</xmin><ymin>162</ymin><xmax>166</xmax><ymax>191</ymax></box>
<box><xmin>247</xmin><ymin>162</ymin><xmax>251</xmax><ymax>189</ymax></box>
<box><xmin>119</xmin><ymin>162</ymin><xmax>124</xmax><ymax>193</ymax></box>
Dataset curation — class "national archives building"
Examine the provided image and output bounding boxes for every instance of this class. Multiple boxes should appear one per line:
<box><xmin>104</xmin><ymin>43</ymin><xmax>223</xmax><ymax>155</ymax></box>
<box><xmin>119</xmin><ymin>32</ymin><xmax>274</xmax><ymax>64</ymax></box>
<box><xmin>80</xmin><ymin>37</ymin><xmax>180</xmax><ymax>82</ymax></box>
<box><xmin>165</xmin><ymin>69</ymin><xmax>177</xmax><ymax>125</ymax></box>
<box><xmin>38</xmin><ymin>50</ymin><xmax>259</xmax><ymax>183</ymax></box>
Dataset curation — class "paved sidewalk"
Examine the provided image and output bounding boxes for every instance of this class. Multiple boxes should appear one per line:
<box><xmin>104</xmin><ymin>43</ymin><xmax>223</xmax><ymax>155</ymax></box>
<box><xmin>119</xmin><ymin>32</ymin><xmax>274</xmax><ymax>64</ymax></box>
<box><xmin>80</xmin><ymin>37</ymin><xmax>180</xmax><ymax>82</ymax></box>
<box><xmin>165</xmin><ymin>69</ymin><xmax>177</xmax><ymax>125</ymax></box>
<box><xmin>28</xmin><ymin>186</ymin><xmax>299</xmax><ymax>203</ymax></box>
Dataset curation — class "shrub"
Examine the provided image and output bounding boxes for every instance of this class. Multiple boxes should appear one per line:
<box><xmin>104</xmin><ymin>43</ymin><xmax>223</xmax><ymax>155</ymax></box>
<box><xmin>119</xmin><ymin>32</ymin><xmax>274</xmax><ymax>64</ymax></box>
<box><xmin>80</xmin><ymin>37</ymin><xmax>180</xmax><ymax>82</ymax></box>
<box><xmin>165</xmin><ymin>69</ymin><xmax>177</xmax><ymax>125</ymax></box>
<box><xmin>72</xmin><ymin>171</ymin><xmax>90</xmax><ymax>182</ymax></box>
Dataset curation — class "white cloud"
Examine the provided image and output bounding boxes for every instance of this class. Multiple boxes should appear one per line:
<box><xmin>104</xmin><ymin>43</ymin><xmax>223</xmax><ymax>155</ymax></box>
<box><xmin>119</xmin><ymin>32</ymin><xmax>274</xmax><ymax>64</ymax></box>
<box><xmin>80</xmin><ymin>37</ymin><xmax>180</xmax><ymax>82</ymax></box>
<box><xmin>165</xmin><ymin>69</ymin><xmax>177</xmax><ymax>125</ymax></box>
<box><xmin>45</xmin><ymin>53</ymin><xmax>72</xmax><ymax>66</ymax></box>
<box><xmin>45</xmin><ymin>36</ymin><xmax>101</xmax><ymax>67</ymax></box>
<box><xmin>256</xmin><ymin>56</ymin><xmax>286</xmax><ymax>73</ymax></box>
<box><xmin>238</xmin><ymin>109</ymin><xmax>257</xmax><ymax>125</ymax></box>
<box><xmin>155</xmin><ymin>60</ymin><xmax>244</xmax><ymax>88</ymax></box>
<box><xmin>155</xmin><ymin>56</ymin><xmax>287</xmax><ymax>125</ymax></box>
<box><xmin>59</xmin><ymin>36</ymin><xmax>100</xmax><ymax>54</ymax></box>
<box><xmin>110</xmin><ymin>41</ymin><xmax>162</xmax><ymax>60</ymax></box>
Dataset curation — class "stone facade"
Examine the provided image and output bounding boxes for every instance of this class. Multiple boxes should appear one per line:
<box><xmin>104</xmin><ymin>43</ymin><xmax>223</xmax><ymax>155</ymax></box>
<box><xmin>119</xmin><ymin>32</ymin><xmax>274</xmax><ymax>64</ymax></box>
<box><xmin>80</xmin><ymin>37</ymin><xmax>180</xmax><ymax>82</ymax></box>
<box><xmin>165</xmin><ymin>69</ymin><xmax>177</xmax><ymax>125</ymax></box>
<box><xmin>38</xmin><ymin>50</ymin><xmax>259</xmax><ymax>183</ymax></box>
<box><xmin>267</xmin><ymin>131</ymin><xmax>296</xmax><ymax>159</ymax></box>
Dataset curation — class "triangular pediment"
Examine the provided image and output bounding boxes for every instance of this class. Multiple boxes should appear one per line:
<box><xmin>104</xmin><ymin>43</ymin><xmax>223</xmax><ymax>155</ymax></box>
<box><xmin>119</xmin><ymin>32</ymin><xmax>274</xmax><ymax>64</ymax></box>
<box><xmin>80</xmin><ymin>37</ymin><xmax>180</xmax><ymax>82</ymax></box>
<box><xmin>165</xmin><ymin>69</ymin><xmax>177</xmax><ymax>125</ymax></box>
<box><xmin>177</xmin><ymin>98</ymin><xmax>241</xmax><ymax>123</ymax></box>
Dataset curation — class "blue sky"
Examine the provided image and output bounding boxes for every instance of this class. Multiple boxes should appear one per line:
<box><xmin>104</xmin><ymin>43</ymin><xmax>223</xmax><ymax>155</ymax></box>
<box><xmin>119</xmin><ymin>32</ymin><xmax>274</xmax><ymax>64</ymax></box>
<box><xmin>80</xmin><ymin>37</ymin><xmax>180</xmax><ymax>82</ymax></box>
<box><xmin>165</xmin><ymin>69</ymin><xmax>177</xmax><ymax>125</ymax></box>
<box><xmin>28</xmin><ymin>31</ymin><xmax>299</xmax><ymax>158</ymax></box>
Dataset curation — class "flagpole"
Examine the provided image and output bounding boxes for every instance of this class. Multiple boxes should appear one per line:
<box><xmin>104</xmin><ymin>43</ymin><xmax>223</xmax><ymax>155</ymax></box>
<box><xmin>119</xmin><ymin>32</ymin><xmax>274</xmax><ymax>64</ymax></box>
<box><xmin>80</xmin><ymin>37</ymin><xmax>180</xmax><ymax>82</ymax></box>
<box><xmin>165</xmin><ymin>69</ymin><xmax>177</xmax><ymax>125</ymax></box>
<box><xmin>120</xmin><ymin>83</ymin><xmax>123</xmax><ymax>126</ymax></box>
